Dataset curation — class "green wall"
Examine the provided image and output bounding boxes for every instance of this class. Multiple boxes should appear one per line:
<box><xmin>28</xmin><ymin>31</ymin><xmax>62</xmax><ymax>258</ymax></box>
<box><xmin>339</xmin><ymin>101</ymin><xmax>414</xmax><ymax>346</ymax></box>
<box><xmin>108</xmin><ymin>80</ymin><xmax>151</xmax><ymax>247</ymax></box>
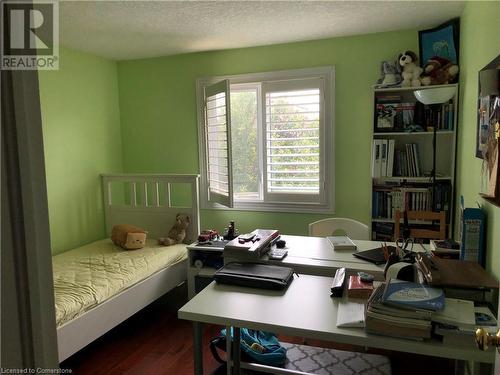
<box><xmin>39</xmin><ymin>47</ymin><xmax>123</xmax><ymax>254</ymax></box>
<box><xmin>456</xmin><ymin>2</ymin><xmax>500</xmax><ymax>277</ymax></box>
<box><xmin>117</xmin><ymin>29</ymin><xmax>418</xmax><ymax>235</ymax></box>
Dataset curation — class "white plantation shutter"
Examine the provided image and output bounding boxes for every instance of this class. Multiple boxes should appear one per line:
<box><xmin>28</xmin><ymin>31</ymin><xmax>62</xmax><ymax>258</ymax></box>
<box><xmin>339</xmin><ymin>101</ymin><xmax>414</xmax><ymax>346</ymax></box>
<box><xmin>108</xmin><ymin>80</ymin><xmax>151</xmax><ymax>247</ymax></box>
<box><xmin>263</xmin><ymin>78</ymin><xmax>325</xmax><ymax>203</ymax></box>
<box><xmin>204</xmin><ymin>80</ymin><xmax>233</xmax><ymax>207</ymax></box>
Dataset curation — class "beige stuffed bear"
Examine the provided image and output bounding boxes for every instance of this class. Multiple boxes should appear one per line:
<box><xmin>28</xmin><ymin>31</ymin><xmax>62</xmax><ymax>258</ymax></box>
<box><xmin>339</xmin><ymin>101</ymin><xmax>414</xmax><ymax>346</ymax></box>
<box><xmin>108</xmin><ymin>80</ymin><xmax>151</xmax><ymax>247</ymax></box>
<box><xmin>398</xmin><ymin>51</ymin><xmax>423</xmax><ymax>87</ymax></box>
<box><xmin>111</xmin><ymin>224</ymin><xmax>147</xmax><ymax>250</ymax></box>
<box><xmin>158</xmin><ymin>214</ymin><xmax>190</xmax><ymax>246</ymax></box>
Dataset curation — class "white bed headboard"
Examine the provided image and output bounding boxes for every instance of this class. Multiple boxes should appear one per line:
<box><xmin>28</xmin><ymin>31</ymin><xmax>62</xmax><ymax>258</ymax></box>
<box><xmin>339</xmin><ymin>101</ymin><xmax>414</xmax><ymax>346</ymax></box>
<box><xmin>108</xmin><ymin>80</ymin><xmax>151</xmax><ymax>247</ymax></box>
<box><xmin>101</xmin><ymin>174</ymin><xmax>200</xmax><ymax>243</ymax></box>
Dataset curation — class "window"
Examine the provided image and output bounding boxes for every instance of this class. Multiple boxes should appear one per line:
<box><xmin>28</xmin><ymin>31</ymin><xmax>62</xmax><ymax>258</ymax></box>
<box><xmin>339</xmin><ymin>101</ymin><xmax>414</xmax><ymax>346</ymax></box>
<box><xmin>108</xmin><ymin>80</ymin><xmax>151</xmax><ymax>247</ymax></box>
<box><xmin>197</xmin><ymin>67</ymin><xmax>334</xmax><ymax>213</ymax></box>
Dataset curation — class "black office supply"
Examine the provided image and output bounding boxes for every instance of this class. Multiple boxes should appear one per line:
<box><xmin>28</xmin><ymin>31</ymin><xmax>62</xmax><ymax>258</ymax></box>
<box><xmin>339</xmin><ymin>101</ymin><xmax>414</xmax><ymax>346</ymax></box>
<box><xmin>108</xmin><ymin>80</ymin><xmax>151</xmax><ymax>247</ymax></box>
<box><xmin>330</xmin><ymin>268</ymin><xmax>346</xmax><ymax>297</ymax></box>
<box><xmin>276</xmin><ymin>239</ymin><xmax>286</xmax><ymax>249</ymax></box>
<box><xmin>353</xmin><ymin>247</ymin><xmax>395</xmax><ymax>265</ymax></box>
<box><xmin>214</xmin><ymin>262</ymin><xmax>294</xmax><ymax>290</ymax></box>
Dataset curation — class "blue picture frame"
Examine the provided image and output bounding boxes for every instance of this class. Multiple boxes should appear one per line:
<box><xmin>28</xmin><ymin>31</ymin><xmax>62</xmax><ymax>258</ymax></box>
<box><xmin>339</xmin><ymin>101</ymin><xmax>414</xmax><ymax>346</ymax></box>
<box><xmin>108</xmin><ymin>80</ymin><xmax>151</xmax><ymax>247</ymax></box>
<box><xmin>419</xmin><ymin>19</ymin><xmax>460</xmax><ymax>66</ymax></box>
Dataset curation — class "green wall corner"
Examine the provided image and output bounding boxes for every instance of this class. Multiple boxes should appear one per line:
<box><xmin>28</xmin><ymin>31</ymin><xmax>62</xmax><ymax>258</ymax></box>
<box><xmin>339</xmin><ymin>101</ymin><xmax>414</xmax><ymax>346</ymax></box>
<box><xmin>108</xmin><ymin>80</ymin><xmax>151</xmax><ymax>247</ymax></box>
<box><xmin>456</xmin><ymin>1</ymin><xmax>500</xmax><ymax>278</ymax></box>
<box><xmin>39</xmin><ymin>47</ymin><xmax>123</xmax><ymax>254</ymax></box>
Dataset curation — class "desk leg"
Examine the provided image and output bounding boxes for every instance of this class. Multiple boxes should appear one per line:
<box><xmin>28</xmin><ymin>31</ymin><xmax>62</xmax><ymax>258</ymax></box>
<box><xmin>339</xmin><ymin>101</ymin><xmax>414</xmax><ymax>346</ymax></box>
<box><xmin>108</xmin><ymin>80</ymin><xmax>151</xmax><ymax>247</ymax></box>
<box><xmin>193</xmin><ymin>322</ymin><xmax>203</xmax><ymax>375</ymax></box>
<box><xmin>233</xmin><ymin>327</ymin><xmax>241</xmax><ymax>375</ymax></box>
<box><xmin>226</xmin><ymin>326</ymin><xmax>232</xmax><ymax>375</ymax></box>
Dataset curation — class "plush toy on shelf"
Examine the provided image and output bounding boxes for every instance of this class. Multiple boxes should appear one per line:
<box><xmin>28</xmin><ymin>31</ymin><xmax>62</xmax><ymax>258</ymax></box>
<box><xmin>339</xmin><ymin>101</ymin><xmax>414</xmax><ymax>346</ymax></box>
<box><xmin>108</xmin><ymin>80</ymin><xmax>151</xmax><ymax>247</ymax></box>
<box><xmin>398</xmin><ymin>51</ymin><xmax>423</xmax><ymax>87</ymax></box>
<box><xmin>375</xmin><ymin>60</ymin><xmax>402</xmax><ymax>88</ymax></box>
<box><xmin>420</xmin><ymin>56</ymin><xmax>459</xmax><ymax>86</ymax></box>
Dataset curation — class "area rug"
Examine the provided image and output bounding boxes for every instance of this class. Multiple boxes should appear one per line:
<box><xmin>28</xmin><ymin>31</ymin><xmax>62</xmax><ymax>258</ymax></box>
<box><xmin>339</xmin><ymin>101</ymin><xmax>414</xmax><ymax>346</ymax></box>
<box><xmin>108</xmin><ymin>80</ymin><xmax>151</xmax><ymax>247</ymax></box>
<box><xmin>281</xmin><ymin>342</ymin><xmax>391</xmax><ymax>375</ymax></box>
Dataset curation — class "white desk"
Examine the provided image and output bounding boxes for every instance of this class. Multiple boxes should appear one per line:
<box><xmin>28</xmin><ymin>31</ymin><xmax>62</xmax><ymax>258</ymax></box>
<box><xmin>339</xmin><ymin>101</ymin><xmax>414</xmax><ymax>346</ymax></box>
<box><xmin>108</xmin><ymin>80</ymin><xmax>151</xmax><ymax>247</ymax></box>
<box><xmin>179</xmin><ymin>274</ymin><xmax>495</xmax><ymax>375</ymax></box>
<box><xmin>187</xmin><ymin>236</ymin><xmax>392</xmax><ymax>298</ymax></box>
<box><xmin>225</xmin><ymin>236</ymin><xmax>398</xmax><ymax>274</ymax></box>
<box><xmin>270</xmin><ymin>236</ymin><xmax>388</xmax><ymax>275</ymax></box>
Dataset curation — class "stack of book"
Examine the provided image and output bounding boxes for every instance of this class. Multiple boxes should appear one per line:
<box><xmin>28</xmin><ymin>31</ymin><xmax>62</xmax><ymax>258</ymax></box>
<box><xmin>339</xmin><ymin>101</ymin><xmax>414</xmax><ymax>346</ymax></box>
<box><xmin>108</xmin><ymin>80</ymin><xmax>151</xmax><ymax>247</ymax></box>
<box><xmin>434</xmin><ymin>304</ymin><xmax>497</xmax><ymax>345</ymax></box>
<box><xmin>372</xmin><ymin>186</ymin><xmax>432</xmax><ymax>220</ymax></box>
<box><xmin>394</xmin><ymin>143</ymin><xmax>422</xmax><ymax>177</ymax></box>
<box><xmin>414</xmin><ymin>101</ymin><xmax>455</xmax><ymax>131</ymax></box>
<box><xmin>365</xmin><ymin>279</ymin><xmax>445</xmax><ymax>340</ymax></box>
<box><xmin>223</xmin><ymin>229</ymin><xmax>279</xmax><ymax>261</ymax></box>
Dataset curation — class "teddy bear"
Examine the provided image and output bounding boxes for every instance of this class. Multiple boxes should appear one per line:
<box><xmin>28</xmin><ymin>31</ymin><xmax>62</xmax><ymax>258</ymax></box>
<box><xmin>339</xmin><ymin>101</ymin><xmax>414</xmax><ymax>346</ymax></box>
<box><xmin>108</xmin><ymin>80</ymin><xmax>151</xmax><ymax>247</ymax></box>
<box><xmin>420</xmin><ymin>56</ymin><xmax>459</xmax><ymax>86</ymax></box>
<box><xmin>398</xmin><ymin>51</ymin><xmax>423</xmax><ymax>87</ymax></box>
<box><xmin>158</xmin><ymin>213</ymin><xmax>190</xmax><ymax>246</ymax></box>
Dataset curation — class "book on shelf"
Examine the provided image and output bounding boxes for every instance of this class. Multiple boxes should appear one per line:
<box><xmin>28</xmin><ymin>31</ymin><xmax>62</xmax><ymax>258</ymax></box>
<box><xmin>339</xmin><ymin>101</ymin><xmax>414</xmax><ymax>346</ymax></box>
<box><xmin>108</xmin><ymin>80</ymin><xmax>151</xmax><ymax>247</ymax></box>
<box><xmin>375</xmin><ymin>101</ymin><xmax>416</xmax><ymax>132</ymax></box>
<box><xmin>327</xmin><ymin>236</ymin><xmax>357</xmax><ymax>251</ymax></box>
<box><xmin>400</xmin><ymin>103</ymin><xmax>415</xmax><ymax>129</ymax></box>
<box><xmin>382</xmin><ymin>279</ymin><xmax>445</xmax><ymax>311</ymax></box>
<box><xmin>372</xmin><ymin>186</ymin><xmax>433</xmax><ymax>220</ymax></box>
<box><xmin>414</xmin><ymin>101</ymin><xmax>455</xmax><ymax>132</ymax></box>
<box><xmin>376</xmin><ymin>103</ymin><xmax>399</xmax><ymax>130</ymax></box>
<box><xmin>393</xmin><ymin>143</ymin><xmax>422</xmax><ymax>178</ymax></box>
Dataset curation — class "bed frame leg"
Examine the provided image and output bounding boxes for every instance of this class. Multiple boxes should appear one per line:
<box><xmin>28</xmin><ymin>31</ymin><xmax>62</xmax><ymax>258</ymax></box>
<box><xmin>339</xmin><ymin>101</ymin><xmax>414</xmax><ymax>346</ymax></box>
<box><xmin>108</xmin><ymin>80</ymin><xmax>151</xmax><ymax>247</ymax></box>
<box><xmin>193</xmin><ymin>322</ymin><xmax>203</xmax><ymax>375</ymax></box>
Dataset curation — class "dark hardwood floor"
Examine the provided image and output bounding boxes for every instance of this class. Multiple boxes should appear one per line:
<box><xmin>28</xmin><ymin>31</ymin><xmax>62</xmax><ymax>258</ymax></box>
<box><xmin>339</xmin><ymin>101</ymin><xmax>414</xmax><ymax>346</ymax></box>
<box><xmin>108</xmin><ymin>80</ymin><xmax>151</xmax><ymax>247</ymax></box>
<box><xmin>61</xmin><ymin>283</ymin><xmax>455</xmax><ymax>374</ymax></box>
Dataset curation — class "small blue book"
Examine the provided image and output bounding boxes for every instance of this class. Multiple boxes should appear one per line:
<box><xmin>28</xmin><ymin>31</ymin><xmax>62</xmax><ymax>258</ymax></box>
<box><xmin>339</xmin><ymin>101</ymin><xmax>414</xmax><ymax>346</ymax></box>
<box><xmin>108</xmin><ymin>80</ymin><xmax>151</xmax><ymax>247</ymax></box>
<box><xmin>382</xmin><ymin>279</ymin><xmax>445</xmax><ymax>311</ymax></box>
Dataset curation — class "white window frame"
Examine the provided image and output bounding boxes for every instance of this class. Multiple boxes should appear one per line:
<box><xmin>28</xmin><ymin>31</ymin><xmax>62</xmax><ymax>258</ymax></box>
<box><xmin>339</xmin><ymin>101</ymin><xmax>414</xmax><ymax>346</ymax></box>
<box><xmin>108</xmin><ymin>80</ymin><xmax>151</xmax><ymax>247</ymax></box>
<box><xmin>196</xmin><ymin>66</ymin><xmax>335</xmax><ymax>213</ymax></box>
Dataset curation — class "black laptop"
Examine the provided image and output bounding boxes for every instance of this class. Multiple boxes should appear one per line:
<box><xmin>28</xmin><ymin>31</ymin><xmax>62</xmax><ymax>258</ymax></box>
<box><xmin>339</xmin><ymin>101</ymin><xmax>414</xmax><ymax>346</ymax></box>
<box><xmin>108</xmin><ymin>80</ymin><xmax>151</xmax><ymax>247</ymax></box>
<box><xmin>352</xmin><ymin>246</ymin><xmax>394</xmax><ymax>265</ymax></box>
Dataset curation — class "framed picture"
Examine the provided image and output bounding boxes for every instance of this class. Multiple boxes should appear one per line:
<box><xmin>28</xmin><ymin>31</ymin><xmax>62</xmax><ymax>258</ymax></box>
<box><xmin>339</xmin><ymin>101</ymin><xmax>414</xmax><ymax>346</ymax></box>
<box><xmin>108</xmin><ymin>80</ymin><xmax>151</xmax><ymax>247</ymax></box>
<box><xmin>418</xmin><ymin>19</ymin><xmax>460</xmax><ymax>66</ymax></box>
<box><xmin>476</xmin><ymin>55</ymin><xmax>500</xmax><ymax>158</ymax></box>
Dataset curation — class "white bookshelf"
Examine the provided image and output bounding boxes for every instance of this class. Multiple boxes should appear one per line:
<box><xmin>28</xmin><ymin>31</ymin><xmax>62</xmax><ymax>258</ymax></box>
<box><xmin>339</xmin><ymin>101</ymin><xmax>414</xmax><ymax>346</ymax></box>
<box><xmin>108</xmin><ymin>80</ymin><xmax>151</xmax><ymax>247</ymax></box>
<box><xmin>370</xmin><ymin>84</ymin><xmax>458</xmax><ymax>241</ymax></box>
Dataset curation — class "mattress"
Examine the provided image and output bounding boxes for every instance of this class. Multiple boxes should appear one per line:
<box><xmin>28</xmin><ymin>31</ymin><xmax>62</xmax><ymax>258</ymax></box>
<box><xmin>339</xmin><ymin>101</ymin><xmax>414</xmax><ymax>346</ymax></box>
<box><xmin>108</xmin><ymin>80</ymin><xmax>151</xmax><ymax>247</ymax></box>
<box><xmin>53</xmin><ymin>239</ymin><xmax>187</xmax><ymax>327</ymax></box>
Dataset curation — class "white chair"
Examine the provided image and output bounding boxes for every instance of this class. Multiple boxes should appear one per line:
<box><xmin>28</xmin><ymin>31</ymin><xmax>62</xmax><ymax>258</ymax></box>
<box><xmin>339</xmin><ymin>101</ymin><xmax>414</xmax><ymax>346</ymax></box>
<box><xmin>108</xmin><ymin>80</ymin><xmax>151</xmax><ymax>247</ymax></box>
<box><xmin>308</xmin><ymin>218</ymin><xmax>370</xmax><ymax>240</ymax></box>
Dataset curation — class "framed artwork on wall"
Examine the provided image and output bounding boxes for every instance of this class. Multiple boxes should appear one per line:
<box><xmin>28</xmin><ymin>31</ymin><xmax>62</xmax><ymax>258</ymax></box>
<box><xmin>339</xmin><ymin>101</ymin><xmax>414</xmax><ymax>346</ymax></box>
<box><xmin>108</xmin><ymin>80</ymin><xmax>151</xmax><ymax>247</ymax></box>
<box><xmin>418</xmin><ymin>19</ymin><xmax>460</xmax><ymax>66</ymax></box>
<box><xmin>476</xmin><ymin>55</ymin><xmax>500</xmax><ymax>159</ymax></box>
<box><xmin>477</xmin><ymin>55</ymin><xmax>500</xmax><ymax>206</ymax></box>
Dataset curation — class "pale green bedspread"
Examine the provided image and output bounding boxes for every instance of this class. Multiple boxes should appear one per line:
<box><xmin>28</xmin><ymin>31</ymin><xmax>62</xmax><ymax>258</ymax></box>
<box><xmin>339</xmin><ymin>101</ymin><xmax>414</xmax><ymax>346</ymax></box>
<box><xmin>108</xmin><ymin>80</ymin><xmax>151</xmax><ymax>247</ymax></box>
<box><xmin>53</xmin><ymin>239</ymin><xmax>187</xmax><ymax>327</ymax></box>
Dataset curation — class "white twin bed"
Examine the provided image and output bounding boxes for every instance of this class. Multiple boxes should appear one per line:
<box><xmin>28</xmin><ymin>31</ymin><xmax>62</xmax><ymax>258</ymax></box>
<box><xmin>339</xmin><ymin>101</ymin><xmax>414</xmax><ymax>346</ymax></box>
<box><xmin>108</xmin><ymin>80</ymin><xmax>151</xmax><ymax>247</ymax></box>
<box><xmin>54</xmin><ymin>174</ymin><xmax>200</xmax><ymax>362</ymax></box>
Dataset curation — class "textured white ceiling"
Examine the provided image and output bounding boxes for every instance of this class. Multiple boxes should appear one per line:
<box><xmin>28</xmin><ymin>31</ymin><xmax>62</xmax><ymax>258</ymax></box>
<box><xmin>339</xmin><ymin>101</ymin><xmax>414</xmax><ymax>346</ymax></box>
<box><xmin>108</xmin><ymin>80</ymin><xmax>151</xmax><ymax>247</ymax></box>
<box><xmin>60</xmin><ymin>1</ymin><xmax>464</xmax><ymax>61</ymax></box>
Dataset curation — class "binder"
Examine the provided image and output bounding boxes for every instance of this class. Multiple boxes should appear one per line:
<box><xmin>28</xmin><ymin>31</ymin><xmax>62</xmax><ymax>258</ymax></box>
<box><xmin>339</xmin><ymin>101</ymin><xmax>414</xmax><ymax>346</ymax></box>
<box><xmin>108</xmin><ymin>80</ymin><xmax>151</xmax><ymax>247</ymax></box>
<box><xmin>387</xmin><ymin>139</ymin><xmax>395</xmax><ymax>177</ymax></box>
<box><xmin>372</xmin><ymin>140</ymin><xmax>382</xmax><ymax>178</ymax></box>
<box><xmin>413</xmin><ymin>143</ymin><xmax>421</xmax><ymax>177</ymax></box>
<box><xmin>381</xmin><ymin>140</ymin><xmax>388</xmax><ymax>177</ymax></box>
